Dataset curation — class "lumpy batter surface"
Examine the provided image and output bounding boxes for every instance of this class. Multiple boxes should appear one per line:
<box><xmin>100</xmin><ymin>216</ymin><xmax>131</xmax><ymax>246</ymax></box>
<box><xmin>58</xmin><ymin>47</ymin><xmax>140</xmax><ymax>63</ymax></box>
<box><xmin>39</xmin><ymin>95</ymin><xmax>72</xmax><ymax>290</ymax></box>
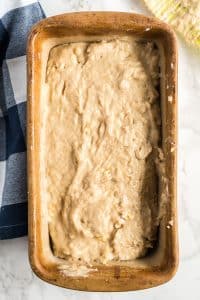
<box><xmin>44</xmin><ymin>38</ymin><xmax>161</xmax><ymax>265</ymax></box>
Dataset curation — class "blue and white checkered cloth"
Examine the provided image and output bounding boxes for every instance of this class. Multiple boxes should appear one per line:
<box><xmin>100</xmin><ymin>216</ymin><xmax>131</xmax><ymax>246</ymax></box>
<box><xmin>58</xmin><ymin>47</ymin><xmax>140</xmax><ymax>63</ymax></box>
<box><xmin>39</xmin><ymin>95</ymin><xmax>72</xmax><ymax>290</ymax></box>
<box><xmin>0</xmin><ymin>0</ymin><xmax>45</xmax><ymax>239</ymax></box>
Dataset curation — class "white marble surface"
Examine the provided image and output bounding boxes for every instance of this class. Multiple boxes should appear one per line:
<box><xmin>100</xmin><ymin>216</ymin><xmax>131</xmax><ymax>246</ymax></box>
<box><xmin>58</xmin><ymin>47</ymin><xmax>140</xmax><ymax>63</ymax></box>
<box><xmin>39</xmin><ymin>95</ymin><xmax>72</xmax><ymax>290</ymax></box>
<box><xmin>1</xmin><ymin>0</ymin><xmax>200</xmax><ymax>299</ymax></box>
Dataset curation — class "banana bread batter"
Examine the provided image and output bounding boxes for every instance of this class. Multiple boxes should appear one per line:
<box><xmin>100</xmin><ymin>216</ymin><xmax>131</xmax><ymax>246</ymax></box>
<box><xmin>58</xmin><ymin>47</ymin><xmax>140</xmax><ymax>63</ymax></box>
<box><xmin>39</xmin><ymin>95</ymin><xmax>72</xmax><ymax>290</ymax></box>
<box><xmin>43</xmin><ymin>38</ymin><xmax>161</xmax><ymax>265</ymax></box>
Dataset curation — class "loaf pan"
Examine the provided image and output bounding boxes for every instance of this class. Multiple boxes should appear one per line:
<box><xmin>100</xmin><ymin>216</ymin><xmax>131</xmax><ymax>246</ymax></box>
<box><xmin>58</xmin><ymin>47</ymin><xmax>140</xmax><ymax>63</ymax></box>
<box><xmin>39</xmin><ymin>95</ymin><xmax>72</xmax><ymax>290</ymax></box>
<box><xmin>27</xmin><ymin>12</ymin><xmax>178</xmax><ymax>291</ymax></box>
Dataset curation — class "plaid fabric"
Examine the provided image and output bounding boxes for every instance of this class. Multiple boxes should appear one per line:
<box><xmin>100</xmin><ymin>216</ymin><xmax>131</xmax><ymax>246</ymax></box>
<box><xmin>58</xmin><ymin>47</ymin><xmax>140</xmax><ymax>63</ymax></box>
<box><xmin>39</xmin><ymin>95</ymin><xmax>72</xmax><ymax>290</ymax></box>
<box><xmin>0</xmin><ymin>0</ymin><xmax>45</xmax><ymax>239</ymax></box>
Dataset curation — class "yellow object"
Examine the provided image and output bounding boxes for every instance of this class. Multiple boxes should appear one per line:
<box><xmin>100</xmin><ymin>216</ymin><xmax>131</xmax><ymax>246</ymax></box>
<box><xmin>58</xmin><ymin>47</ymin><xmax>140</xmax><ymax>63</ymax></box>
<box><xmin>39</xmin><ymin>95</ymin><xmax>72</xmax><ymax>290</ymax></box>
<box><xmin>143</xmin><ymin>0</ymin><xmax>200</xmax><ymax>48</ymax></box>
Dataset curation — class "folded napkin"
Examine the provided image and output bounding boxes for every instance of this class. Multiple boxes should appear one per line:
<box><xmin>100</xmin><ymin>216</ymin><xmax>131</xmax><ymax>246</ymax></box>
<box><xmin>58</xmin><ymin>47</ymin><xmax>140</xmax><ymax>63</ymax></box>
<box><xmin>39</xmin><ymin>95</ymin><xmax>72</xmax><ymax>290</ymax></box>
<box><xmin>0</xmin><ymin>0</ymin><xmax>45</xmax><ymax>239</ymax></box>
<box><xmin>143</xmin><ymin>0</ymin><xmax>200</xmax><ymax>48</ymax></box>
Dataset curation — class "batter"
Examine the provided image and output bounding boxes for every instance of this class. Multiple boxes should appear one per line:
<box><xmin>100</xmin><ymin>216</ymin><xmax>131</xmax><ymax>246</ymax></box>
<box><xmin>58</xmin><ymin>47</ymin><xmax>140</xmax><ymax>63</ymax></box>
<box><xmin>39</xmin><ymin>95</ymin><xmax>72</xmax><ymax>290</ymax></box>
<box><xmin>44</xmin><ymin>38</ymin><xmax>161</xmax><ymax>265</ymax></box>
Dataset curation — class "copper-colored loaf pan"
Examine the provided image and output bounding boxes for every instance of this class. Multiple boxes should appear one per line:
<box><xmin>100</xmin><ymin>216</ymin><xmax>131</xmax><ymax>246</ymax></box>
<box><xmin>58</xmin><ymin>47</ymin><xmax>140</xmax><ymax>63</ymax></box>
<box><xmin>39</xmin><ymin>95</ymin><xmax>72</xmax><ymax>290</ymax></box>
<box><xmin>27</xmin><ymin>12</ymin><xmax>178</xmax><ymax>291</ymax></box>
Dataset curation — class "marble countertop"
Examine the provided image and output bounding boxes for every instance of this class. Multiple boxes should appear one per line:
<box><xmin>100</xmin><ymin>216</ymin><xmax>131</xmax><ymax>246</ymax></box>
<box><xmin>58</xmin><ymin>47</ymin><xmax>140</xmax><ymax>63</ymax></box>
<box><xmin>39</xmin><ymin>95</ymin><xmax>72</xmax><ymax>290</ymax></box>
<box><xmin>1</xmin><ymin>0</ymin><xmax>200</xmax><ymax>299</ymax></box>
